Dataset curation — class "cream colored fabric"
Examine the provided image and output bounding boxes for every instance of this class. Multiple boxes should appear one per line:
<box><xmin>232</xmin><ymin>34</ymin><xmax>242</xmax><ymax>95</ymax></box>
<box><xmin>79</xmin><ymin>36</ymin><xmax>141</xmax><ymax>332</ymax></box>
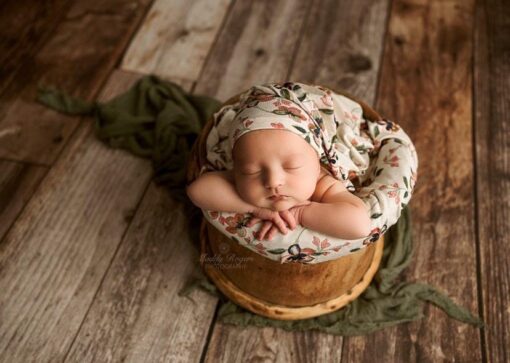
<box><xmin>200</xmin><ymin>82</ymin><xmax>418</xmax><ymax>264</ymax></box>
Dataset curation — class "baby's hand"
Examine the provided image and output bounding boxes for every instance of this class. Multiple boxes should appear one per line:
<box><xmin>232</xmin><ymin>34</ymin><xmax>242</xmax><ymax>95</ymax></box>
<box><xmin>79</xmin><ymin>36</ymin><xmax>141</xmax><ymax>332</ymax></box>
<box><xmin>246</xmin><ymin>207</ymin><xmax>296</xmax><ymax>240</ymax></box>
<box><xmin>287</xmin><ymin>201</ymin><xmax>311</xmax><ymax>225</ymax></box>
<box><xmin>260</xmin><ymin>201</ymin><xmax>312</xmax><ymax>240</ymax></box>
<box><xmin>247</xmin><ymin>202</ymin><xmax>312</xmax><ymax>240</ymax></box>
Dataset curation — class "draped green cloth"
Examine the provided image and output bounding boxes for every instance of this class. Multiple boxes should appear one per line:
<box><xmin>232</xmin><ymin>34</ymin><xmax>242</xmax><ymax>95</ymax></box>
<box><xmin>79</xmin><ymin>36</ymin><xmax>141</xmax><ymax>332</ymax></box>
<box><xmin>36</xmin><ymin>75</ymin><xmax>485</xmax><ymax>335</ymax></box>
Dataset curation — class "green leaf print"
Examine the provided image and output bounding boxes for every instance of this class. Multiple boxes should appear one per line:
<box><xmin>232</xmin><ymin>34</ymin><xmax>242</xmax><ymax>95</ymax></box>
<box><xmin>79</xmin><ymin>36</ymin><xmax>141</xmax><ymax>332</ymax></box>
<box><xmin>281</xmin><ymin>88</ymin><xmax>292</xmax><ymax>101</ymax></box>
<box><xmin>374</xmin><ymin>127</ymin><xmax>380</xmax><ymax>137</ymax></box>
<box><xmin>356</xmin><ymin>145</ymin><xmax>367</xmax><ymax>154</ymax></box>
<box><xmin>293</xmin><ymin>125</ymin><xmax>307</xmax><ymax>134</ymax></box>
<box><xmin>267</xmin><ymin>248</ymin><xmax>286</xmax><ymax>255</ymax></box>
<box><xmin>319</xmin><ymin>108</ymin><xmax>334</xmax><ymax>115</ymax></box>
<box><xmin>371</xmin><ymin>213</ymin><xmax>383</xmax><ymax>219</ymax></box>
<box><xmin>403</xmin><ymin>176</ymin><xmax>409</xmax><ymax>188</ymax></box>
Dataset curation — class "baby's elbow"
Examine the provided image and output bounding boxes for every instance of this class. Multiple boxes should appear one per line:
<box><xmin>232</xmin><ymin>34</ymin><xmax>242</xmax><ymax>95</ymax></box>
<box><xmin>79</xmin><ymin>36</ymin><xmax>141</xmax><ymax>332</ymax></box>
<box><xmin>357</xmin><ymin>222</ymin><xmax>371</xmax><ymax>239</ymax></box>
<box><xmin>186</xmin><ymin>181</ymin><xmax>201</xmax><ymax>206</ymax></box>
<box><xmin>356</xmin><ymin>209</ymin><xmax>372</xmax><ymax>238</ymax></box>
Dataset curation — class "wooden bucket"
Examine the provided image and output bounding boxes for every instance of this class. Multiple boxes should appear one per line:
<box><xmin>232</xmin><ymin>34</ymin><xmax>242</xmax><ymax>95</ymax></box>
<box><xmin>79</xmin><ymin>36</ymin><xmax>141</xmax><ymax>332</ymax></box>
<box><xmin>186</xmin><ymin>85</ymin><xmax>385</xmax><ymax>320</ymax></box>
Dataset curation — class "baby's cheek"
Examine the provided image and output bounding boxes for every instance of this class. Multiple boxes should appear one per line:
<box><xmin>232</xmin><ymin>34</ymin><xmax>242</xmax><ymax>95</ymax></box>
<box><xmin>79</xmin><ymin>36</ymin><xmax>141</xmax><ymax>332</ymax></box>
<box><xmin>290</xmin><ymin>177</ymin><xmax>316</xmax><ymax>199</ymax></box>
<box><xmin>236</xmin><ymin>180</ymin><xmax>260</xmax><ymax>202</ymax></box>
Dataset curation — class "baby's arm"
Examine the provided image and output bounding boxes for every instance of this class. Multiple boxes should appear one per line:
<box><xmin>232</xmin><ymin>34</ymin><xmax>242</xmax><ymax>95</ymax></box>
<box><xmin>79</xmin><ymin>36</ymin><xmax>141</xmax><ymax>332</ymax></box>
<box><xmin>186</xmin><ymin>171</ymin><xmax>254</xmax><ymax>214</ymax></box>
<box><xmin>187</xmin><ymin>171</ymin><xmax>294</xmax><ymax>234</ymax></box>
<box><xmin>300</xmin><ymin>176</ymin><xmax>371</xmax><ymax>240</ymax></box>
<box><xmin>186</xmin><ymin>170</ymin><xmax>293</xmax><ymax>234</ymax></box>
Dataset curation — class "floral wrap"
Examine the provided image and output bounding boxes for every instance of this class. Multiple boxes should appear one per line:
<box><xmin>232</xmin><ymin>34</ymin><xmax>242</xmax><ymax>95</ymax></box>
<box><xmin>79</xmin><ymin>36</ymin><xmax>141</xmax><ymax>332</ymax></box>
<box><xmin>200</xmin><ymin>82</ymin><xmax>418</xmax><ymax>264</ymax></box>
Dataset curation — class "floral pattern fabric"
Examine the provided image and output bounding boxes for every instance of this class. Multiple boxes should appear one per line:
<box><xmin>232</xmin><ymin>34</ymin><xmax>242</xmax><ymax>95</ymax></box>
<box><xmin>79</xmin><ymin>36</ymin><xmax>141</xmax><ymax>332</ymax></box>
<box><xmin>200</xmin><ymin>82</ymin><xmax>418</xmax><ymax>264</ymax></box>
<box><xmin>227</xmin><ymin>82</ymin><xmax>366</xmax><ymax>184</ymax></box>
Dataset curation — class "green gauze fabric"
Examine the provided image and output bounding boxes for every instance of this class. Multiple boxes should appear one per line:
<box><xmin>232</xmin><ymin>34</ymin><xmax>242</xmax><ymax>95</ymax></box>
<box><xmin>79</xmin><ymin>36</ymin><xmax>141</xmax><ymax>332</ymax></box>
<box><xmin>36</xmin><ymin>75</ymin><xmax>485</xmax><ymax>336</ymax></box>
<box><xmin>37</xmin><ymin>75</ymin><xmax>220</xmax><ymax>250</ymax></box>
<box><xmin>180</xmin><ymin>205</ymin><xmax>485</xmax><ymax>335</ymax></box>
<box><xmin>37</xmin><ymin>75</ymin><xmax>221</xmax><ymax>203</ymax></box>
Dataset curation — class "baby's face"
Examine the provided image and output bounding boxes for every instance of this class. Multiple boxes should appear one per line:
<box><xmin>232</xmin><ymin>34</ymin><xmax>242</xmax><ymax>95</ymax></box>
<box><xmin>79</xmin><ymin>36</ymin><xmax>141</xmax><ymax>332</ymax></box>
<box><xmin>232</xmin><ymin>129</ymin><xmax>321</xmax><ymax>211</ymax></box>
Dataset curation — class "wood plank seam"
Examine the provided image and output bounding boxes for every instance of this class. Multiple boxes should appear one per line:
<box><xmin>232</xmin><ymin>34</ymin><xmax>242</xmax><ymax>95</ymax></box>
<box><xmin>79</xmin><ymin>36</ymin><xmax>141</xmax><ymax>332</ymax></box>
<box><xmin>471</xmin><ymin>1</ymin><xmax>487</xmax><ymax>363</ymax></box>
<box><xmin>284</xmin><ymin>0</ymin><xmax>317</xmax><ymax>81</ymax></box>
<box><xmin>61</xmin><ymin>174</ymin><xmax>155</xmax><ymax>362</ymax></box>
<box><xmin>0</xmin><ymin>0</ymin><xmax>157</xmax><ymax>248</ymax></box>
<box><xmin>0</xmin><ymin>0</ymin><xmax>75</xmax><ymax>99</ymax></box>
<box><xmin>0</xmin><ymin>164</ymin><xmax>50</xmax><ymax>243</ymax></box>
<box><xmin>111</xmin><ymin>0</ymin><xmax>158</xmax><ymax>70</ymax></box>
<box><xmin>194</xmin><ymin>0</ymin><xmax>240</xmax><ymax>86</ymax></box>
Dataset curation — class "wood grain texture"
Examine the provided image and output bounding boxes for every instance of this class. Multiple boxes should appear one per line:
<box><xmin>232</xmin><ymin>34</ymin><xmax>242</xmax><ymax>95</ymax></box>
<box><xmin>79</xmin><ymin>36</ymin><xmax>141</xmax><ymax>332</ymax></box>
<box><xmin>204</xmin><ymin>231</ymin><xmax>384</xmax><ymax>320</ymax></box>
<box><xmin>475</xmin><ymin>0</ymin><xmax>509</xmax><ymax>362</ymax></box>
<box><xmin>0</xmin><ymin>0</ymin><xmax>153</xmax><ymax>165</ymax></box>
<box><xmin>0</xmin><ymin>0</ymin><xmax>73</xmax><ymax>98</ymax></box>
<box><xmin>0</xmin><ymin>0</ymin><xmax>505</xmax><ymax>361</ymax></box>
<box><xmin>0</xmin><ymin>0</ymin><xmax>154</xmax><ymax>256</ymax></box>
<box><xmin>291</xmin><ymin>0</ymin><xmax>390</xmax><ymax>106</ymax></box>
<box><xmin>121</xmin><ymin>0</ymin><xmax>232</xmax><ymax>83</ymax></box>
<box><xmin>341</xmin><ymin>0</ymin><xmax>483</xmax><ymax>362</ymax></box>
<box><xmin>194</xmin><ymin>0</ymin><xmax>311</xmax><ymax>101</ymax></box>
<box><xmin>206</xmin><ymin>221</ymin><xmax>379</xmax><ymax>309</ymax></box>
<box><xmin>0</xmin><ymin>71</ymin><xmax>153</xmax><ymax>362</ymax></box>
<box><xmin>206</xmin><ymin>325</ymin><xmax>346</xmax><ymax>363</ymax></box>
<box><xmin>60</xmin><ymin>2</ymin><xmax>234</xmax><ymax>360</ymax></box>
<box><xmin>0</xmin><ymin>160</ymin><xmax>47</xmax><ymax>241</ymax></box>
<box><xmin>200</xmin><ymin>0</ymin><xmax>389</xmax><ymax>361</ymax></box>
<box><xmin>64</xmin><ymin>181</ymin><xmax>218</xmax><ymax>363</ymax></box>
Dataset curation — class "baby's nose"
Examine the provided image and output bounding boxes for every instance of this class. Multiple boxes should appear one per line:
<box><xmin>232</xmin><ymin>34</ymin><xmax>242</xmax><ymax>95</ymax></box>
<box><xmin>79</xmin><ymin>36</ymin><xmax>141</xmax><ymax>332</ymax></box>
<box><xmin>264</xmin><ymin>171</ymin><xmax>284</xmax><ymax>189</ymax></box>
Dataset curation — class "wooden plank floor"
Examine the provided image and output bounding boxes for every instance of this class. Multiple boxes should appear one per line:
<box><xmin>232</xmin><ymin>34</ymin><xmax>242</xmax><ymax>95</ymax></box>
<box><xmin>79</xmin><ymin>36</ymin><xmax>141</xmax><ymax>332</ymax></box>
<box><xmin>0</xmin><ymin>0</ymin><xmax>508</xmax><ymax>362</ymax></box>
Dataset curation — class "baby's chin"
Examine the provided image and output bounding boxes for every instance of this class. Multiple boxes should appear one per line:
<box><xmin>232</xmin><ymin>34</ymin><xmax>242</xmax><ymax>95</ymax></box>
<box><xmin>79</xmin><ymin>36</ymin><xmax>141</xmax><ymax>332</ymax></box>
<box><xmin>256</xmin><ymin>197</ymin><xmax>299</xmax><ymax>211</ymax></box>
<box><xmin>268</xmin><ymin>202</ymin><xmax>290</xmax><ymax>212</ymax></box>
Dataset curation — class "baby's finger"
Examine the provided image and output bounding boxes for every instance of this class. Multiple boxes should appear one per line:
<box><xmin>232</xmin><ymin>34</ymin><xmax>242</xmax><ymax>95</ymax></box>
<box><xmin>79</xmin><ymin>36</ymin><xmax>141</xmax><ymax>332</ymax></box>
<box><xmin>279</xmin><ymin>210</ymin><xmax>296</xmax><ymax>230</ymax></box>
<box><xmin>267</xmin><ymin>225</ymin><xmax>279</xmax><ymax>240</ymax></box>
<box><xmin>246</xmin><ymin>217</ymin><xmax>261</xmax><ymax>227</ymax></box>
<box><xmin>257</xmin><ymin>221</ymin><xmax>273</xmax><ymax>240</ymax></box>
<box><xmin>272</xmin><ymin>215</ymin><xmax>288</xmax><ymax>234</ymax></box>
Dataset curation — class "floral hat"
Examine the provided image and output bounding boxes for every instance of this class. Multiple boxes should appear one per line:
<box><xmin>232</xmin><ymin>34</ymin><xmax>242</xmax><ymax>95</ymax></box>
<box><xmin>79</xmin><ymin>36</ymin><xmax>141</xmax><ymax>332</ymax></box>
<box><xmin>227</xmin><ymin>81</ymin><xmax>351</xmax><ymax>181</ymax></box>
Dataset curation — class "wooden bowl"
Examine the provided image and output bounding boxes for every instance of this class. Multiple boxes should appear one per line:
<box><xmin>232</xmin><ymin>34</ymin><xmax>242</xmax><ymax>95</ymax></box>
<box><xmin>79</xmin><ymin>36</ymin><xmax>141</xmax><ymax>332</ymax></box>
<box><xmin>186</xmin><ymin>85</ymin><xmax>385</xmax><ymax>320</ymax></box>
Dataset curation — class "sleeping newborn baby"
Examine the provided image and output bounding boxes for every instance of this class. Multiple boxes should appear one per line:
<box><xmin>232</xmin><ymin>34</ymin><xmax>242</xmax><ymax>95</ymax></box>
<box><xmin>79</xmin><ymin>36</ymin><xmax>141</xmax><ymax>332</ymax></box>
<box><xmin>186</xmin><ymin>82</ymin><xmax>371</xmax><ymax>241</ymax></box>
<box><xmin>187</xmin><ymin>128</ymin><xmax>370</xmax><ymax>241</ymax></box>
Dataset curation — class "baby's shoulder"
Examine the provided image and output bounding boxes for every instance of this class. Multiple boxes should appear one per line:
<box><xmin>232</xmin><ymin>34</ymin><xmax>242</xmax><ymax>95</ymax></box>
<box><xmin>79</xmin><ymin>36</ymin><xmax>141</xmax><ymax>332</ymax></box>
<box><xmin>199</xmin><ymin>169</ymin><xmax>235</xmax><ymax>183</ymax></box>
<box><xmin>311</xmin><ymin>170</ymin><xmax>348</xmax><ymax>202</ymax></box>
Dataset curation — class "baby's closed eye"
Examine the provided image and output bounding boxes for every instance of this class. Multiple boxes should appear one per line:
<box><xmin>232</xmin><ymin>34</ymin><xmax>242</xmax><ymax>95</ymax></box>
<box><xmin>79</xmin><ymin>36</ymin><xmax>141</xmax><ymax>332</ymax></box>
<box><xmin>284</xmin><ymin>165</ymin><xmax>302</xmax><ymax>171</ymax></box>
<box><xmin>283</xmin><ymin>161</ymin><xmax>302</xmax><ymax>169</ymax></box>
<box><xmin>239</xmin><ymin>163</ymin><xmax>303</xmax><ymax>175</ymax></box>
